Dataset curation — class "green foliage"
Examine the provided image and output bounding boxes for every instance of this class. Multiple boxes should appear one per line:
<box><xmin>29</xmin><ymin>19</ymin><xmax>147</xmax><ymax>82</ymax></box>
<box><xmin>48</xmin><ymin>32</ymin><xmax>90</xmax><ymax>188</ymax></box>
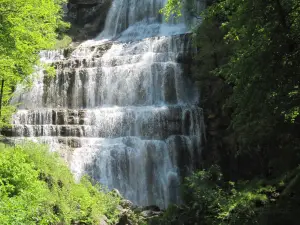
<box><xmin>160</xmin><ymin>0</ymin><xmax>205</xmax><ymax>23</ymax></box>
<box><xmin>154</xmin><ymin>166</ymin><xmax>276</xmax><ymax>225</ymax></box>
<box><xmin>0</xmin><ymin>0</ymin><xmax>69</xmax><ymax>127</ymax></box>
<box><xmin>160</xmin><ymin>0</ymin><xmax>183</xmax><ymax>20</ymax></box>
<box><xmin>0</xmin><ymin>105</ymin><xmax>16</xmax><ymax>128</ymax></box>
<box><xmin>39</xmin><ymin>62</ymin><xmax>57</xmax><ymax>78</ymax></box>
<box><xmin>0</xmin><ymin>143</ymin><xmax>120</xmax><ymax>225</ymax></box>
<box><xmin>54</xmin><ymin>35</ymin><xmax>72</xmax><ymax>49</ymax></box>
<box><xmin>159</xmin><ymin>1</ymin><xmax>300</xmax><ymax>223</ymax></box>
<box><xmin>212</xmin><ymin>0</ymin><xmax>300</xmax><ymax>148</ymax></box>
<box><xmin>164</xmin><ymin>0</ymin><xmax>300</xmax><ymax>177</ymax></box>
<box><xmin>183</xmin><ymin>166</ymin><xmax>272</xmax><ymax>225</ymax></box>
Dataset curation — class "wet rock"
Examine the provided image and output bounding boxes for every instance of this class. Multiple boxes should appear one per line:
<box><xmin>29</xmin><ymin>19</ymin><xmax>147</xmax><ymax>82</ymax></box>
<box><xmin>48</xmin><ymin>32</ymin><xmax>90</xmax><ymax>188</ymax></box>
<box><xmin>120</xmin><ymin>199</ymin><xmax>134</xmax><ymax>209</ymax></box>
<box><xmin>63</xmin><ymin>48</ymin><xmax>74</xmax><ymax>58</ymax></box>
<box><xmin>132</xmin><ymin>206</ymin><xmax>143</xmax><ymax>213</ymax></box>
<box><xmin>66</xmin><ymin>0</ymin><xmax>112</xmax><ymax>41</ymax></box>
<box><xmin>176</xmin><ymin>52</ymin><xmax>192</xmax><ymax>64</ymax></box>
<box><xmin>68</xmin><ymin>116</ymin><xmax>76</xmax><ymax>124</ymax></box>
<box><xmin>68</xmin><ymin>110</ymin><xmax>77</xmax><ymax>117</ymax></box>
<box><xmin>1</xmin><ymin>128</ymin><xmax>13</xmax><ymax>137</ymax></box>
<box><xmin>116</xmin><ymin>214</ymin><xmax>134</xmax><ymax>225</ymax></box>
<box><xmin>140</xmin><ymin>205</ymin><xmax>163</xmax><ymax>219</ymax></box>
<box><xmin>60</xmin><ymin>126</ymin><xmax>69</xmax><ymax>136</ymax></box>
<box><xmin>142</xmin><ymin>205</ymin><xmax>161</xmax><ymax>212</ymax></box>
<box><xmin>79</xmin><ymin>119</ymin><xmax>86</xmax><ymax>125</ymax></box>
<box><xmin>67</xmin><ymin>138</ymin><xmax>82</xmax><ymax>148</ymax></box>
<box><xmin>163</xmin><ymin>65</ymin><xmax>177</xmax><ymax>104</ymax></box>
<box><xmin>56</xmin><ymin>110</ymin><xmax>66</xmax><ymax>125</ymax></box>
<box><xmin>138</xmin><ymin>206</ymin><xmax>163</xmax><ymax>224</ymax></box>
<box><xmin>99</xmin><ymin>215</ymin><xmax>108</xmax><ymax>225</ymax></box>
<box><xmin>183</xmin><ymin>110</ymin><xmax>192</xmax><ymax>135</ymax></box>
<box><xmin>111</xmin><ymin>188</ymin><xmax>122</xmax><ymax>198</ymax></box>
<box><xmin>141</xmin><ymin>210</ymin><xmax>153</xmax><ymax>218</ymax></box>
<box><xmin>116</xmin><ymin>205</ymin><xmax>125</xmax><ymax>213</ymax></box>
<box><xmin>58</xmin><ymin>138</ymin><xmax>67</xmax><ymax>145</ymax></box>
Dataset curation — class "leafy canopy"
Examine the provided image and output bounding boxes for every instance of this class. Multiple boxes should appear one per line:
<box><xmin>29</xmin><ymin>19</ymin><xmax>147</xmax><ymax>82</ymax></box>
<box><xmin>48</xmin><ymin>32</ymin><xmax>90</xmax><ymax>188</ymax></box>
<box><xmin>0</xmin><ymin>0</ymin><xmax>68</xmax><ymax>126</ymax></box>
<box><xmin>163</xmin><ymin>0</ymin><xmax>300</xmax><ymax>151</ymax></box>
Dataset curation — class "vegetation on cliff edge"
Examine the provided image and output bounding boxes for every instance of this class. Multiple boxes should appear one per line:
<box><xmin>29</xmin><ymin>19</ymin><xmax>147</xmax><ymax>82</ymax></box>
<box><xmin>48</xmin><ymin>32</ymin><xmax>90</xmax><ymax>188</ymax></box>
<box><xmin>0</xmin><ymin>143</ymin><xmax>120</xmax><ymax>225</ymax></box>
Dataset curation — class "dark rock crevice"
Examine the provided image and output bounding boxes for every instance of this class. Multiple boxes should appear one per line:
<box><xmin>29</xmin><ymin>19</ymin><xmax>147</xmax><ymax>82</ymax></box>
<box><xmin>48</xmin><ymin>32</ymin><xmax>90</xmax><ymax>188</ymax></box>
<box><xmin>65</xmin><ymin>0</ymin><xmax>112</xmax><ymax>41</ymax></box>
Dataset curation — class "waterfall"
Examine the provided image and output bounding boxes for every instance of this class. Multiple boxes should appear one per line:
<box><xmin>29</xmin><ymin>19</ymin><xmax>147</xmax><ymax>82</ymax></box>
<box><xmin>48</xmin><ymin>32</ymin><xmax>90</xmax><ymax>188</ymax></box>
<box><xmin>96</xmin><ymin>0</ymin><xmax>186</xmax><ymax>41</ymax></box>
<box><xmin>10</xmin><ymin>0</ymin><xmax>205</xmax><ymax>208</ymax></box>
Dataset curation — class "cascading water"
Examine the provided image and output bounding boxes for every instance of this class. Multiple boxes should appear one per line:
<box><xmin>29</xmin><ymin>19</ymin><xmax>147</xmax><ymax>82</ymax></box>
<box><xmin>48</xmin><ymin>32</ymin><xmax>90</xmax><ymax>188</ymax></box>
<box><xmin>10</xmin><ymin>0</ymin><xmax>205</xmax><ymax>208</ymax></box>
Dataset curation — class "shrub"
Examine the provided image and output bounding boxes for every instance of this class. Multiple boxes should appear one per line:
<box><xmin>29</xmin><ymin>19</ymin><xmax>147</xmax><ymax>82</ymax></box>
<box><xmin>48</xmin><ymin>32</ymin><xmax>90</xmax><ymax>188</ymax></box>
<box><xmin>0</xmin><ymin>143</ymin><xmax>120</xmax><ymax>225</ymax></box>
<box><xmin>153</xmin><ymin>166</ymin><xmax>274</xmax><ymax>225</ymax></box>
<box><xmin>182</xmin><ymin>165</ymin><xmax>273</xmax><ymax>225</ymax></box>
<box><xmin>54</xmin><ymin>35</ymin><xmax>72</xmax><ymax>49</ymax></box>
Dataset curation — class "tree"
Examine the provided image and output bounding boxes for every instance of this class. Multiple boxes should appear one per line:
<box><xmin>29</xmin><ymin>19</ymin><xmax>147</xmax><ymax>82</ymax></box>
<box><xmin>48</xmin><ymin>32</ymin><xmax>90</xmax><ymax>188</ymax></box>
<box><xmin>214</xmin><ymin>0</ymin><xmax>300</xmax><ymax>147</ymax></box>
<box><xmin>159</xmin><ymin>1</ymin><xmax>300</xmax><ymax>223</ymax></box>
<box><xmin>0</xmin><ymin>0</ymin><xmax>68</xmax><ymax>126</ymax></box>
<box><xmin>164</xmin><ymin>0</ymin><xmax>300</xmax><ymax>176</ymax></box>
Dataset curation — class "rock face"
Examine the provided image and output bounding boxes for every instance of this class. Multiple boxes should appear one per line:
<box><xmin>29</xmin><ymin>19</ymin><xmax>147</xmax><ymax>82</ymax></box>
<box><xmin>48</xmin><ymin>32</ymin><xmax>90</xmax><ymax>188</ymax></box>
<box><xmin>66</xmin><ymin>0</ymin><xmax>112</xmax><ymax>41</ymax></box>
<box><xmin>197</xmin><ymin>75</ymin><xmax>236</xmax><ymax>179</ymax></box>
<box><xmin>115</xmin><ymin>191</ymin><xmax>163</xmax><ymax>225</ymax></box>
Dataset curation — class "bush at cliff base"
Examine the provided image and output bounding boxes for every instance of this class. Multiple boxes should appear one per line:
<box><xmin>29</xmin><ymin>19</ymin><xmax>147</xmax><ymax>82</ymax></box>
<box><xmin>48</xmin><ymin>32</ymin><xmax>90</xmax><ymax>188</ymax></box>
<box><xmin>0</xmin><ymin>143</ymin><xmax>120</xmax><ymax>225</ymax></box>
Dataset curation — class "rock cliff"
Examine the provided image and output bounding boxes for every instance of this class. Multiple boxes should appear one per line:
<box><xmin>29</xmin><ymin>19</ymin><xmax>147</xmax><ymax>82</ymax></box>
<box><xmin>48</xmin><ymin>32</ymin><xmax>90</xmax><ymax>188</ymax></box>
<box><xmin>66</xmin><ymin>0</ymin><xmax>112</xmax><ymax>41</ymax></box>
